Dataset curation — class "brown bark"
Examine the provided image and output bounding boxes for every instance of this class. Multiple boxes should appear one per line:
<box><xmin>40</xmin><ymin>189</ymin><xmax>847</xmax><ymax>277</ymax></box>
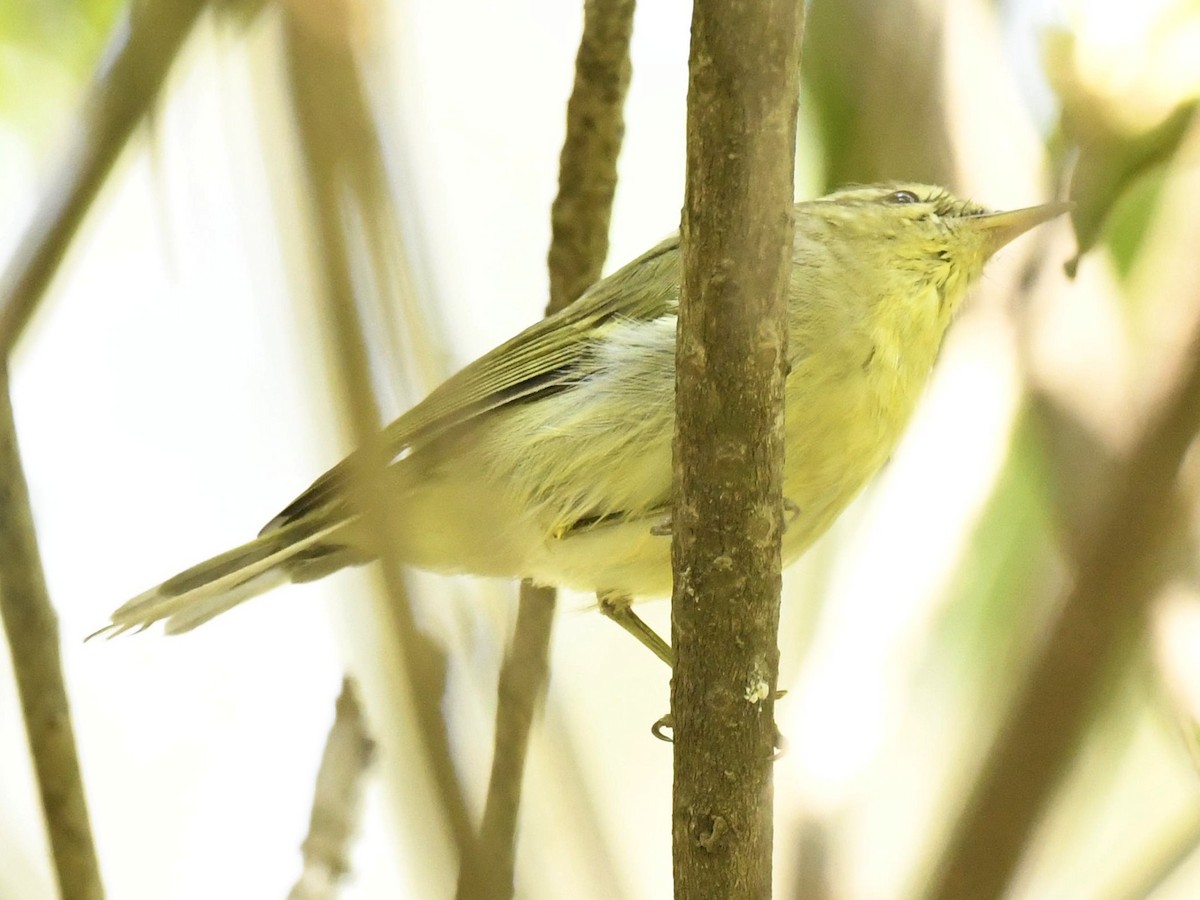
<box><xmin>547</xmin><ymin>0</ymin><xmax>637</xmax><ymax>313</ymax></box>
<box><xmin>0</xmin><ymin>3</ymin><xmax>206</xmax><ymax>894</ymax></box>
<box><xmin>0</xmin><ymin>367</ymin><xmax>105</xmax><ymax>900</ymax></box>
<box><xmin>671</xmin><ymin>1</ymin><xmax>804</xmax><ymax>898</ymax></box>
<box><xmin>467</xmin><ymin>2</ymin><xmax>635</xmax><ymax>896</ymax></box>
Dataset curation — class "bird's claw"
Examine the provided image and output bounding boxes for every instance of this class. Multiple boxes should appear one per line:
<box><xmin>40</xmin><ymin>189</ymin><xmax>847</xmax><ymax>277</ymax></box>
<box><xmin>650</xmin><ymin>707</ymin><xmax>788</xmax><ymax>758</ymax></box>
<box><xmin>652</xmin><ymin>714</ymin><xmax>674</xmax><ymax>742</ymax></box>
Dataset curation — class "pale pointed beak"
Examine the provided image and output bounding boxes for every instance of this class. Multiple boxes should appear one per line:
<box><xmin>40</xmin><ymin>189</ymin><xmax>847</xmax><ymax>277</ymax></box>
<box><xmin>970</xmin><ymin>201</ymin><xmax>1073</xmax><ymax>259</ymax></box>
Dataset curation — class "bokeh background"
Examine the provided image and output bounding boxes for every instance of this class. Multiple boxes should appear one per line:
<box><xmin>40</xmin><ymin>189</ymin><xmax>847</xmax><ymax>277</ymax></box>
<box><xmin>3</xmin><ymin>0</ymin><xmax>1200</xmax><ymax>897</ymax></box>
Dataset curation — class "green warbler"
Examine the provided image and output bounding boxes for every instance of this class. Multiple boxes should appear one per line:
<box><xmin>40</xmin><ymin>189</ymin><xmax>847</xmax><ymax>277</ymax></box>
<box><xmin>99</xmin><ymin>183</ymin><xmax>1068</xmax><ymax>660</ymax></box>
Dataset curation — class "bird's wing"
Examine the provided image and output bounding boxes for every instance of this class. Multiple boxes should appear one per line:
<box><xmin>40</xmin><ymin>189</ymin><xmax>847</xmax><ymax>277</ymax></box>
<box><xmin>262</xmin><ymin>235</ymin><xmax>681</xmax><ymax>533</ymax></box>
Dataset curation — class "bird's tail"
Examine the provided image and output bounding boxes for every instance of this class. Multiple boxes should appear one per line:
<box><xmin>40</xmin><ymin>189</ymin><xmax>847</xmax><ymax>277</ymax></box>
<box><xmin>93</xmin><ymin>517</ymin><xmax>353</xmax><ymax>638</ymax></box>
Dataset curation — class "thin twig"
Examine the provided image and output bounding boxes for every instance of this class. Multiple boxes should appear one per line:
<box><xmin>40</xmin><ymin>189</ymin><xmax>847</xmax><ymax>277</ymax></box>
<box><xmin>288</xmin><ymin>678</ymin><xmax>376</xmax><ymax>900</ymax></box>
<box><xmin>0</xmin><ymin>0</ymin><xmax>208</xmax><ymax>356</ymax></box>
<box><xmin>546</xmin><ymin>0</ymin><xmax>637</xmax><ymax>313</ymax></box>
<box><xmin>671</xmin><ymin>2</ymin><xmax>804</xmax><ymax>898</ymax></box>
<box><xmin>0</xmin><ymin>366</ymin><xmax>104</xmax><ymax>900</ymax></box>
<box><xmin>0</xmin><ymin>3</ymin><xmax>207</xmax><ymax>894</ymax></box>
<box><xmin>926</xmin><ymin>297</ymin><xmax>1200</xmax><ymax>898</ymax></box>
<box><xmin>464</xmin><ymin>583</ymin><xmax>555</xmax><ymax>900</ymax></box>
<box><xmin>464</xmin><ymin>3</ymin><xmax>636</xmax><ymax>897</ymax></box>
<box><xmin>282</xmin><ymin>1</ymin><xmax>476</xmax><ymax>869</ymax></box>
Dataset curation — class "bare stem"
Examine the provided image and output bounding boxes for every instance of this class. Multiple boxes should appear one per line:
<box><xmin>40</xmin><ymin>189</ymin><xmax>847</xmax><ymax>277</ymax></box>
<box><xmin>547</xmin><ymin>0</ymin><xmax>637</xmax><ymax>314</ymax></box>
<box><xmin>0</xmin><ymin>367</ymin><xmax>104</xmax><ymax>900</ymax></box>
<box><xmin>463</xmin><ymin>583</ymin><xmax>555</xmax><ymax>900</ymax></box>
<box><xmin>0</xmin><ymin>3</ymin><xmax>207</xmax><ymax>895</ymax></box>
<box><xmin>671</xmin><ymin>1</ymin><xmax>804</xmax><ymax>898</ymax></box>
<box><xmin>464</xmin><ymin>2</ymin><xmax>635</xmax><ymax>897</ymax></box>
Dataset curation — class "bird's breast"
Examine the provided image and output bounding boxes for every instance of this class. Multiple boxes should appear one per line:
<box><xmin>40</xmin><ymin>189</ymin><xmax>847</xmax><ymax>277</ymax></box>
<box><xmin>780</xmin><ymin>286</ymin><xmax>945</xmax><ymax>561</ymax></box>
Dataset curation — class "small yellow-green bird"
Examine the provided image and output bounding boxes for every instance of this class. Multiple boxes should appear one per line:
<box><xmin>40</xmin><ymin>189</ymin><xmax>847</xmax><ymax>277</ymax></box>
<box><xmin>100</xmin><ymin>183</ymin><xmax>1068</xmax><ymax>661</ymax></box>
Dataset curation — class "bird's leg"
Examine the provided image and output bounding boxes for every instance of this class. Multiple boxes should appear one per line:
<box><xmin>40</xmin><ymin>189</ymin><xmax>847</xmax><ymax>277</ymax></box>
<box><xmin>597</xmin><ymin>590</ymin><xmax>786</xmax><ymax>753</ymax></box>
<box><xmin>597</xmin><ymin>591</ymin><xmax>673</xmax><ymax>668</ymax></box>
<box><xmin>597</xmin><ymin>592</ymin><xmax>675</xmax><ymax>741</ymax></box>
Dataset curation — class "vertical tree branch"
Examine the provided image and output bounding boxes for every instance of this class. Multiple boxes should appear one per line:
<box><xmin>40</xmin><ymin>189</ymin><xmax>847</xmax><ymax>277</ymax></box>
<box><xmin>926</xmin><ymin>301</ymin><xmax>1200</xmax><ymax>899</ymax></box>
<box><xmin>0</xmin><ymin>4</ymin><xmax>204</xmax><ymax>893</ymax></box>
<box><xmin>0</xmin><ymin>0</ymin><xmax>208</xmax><ymax>356</ymax></box>
<box><xmin>465</xmin><ymin>2</ymin><xmax>635</xmax><ymax>897</ymax></box>
<box><xmin>465</xmin><ymin>586</ymin><xmax>555</xmax><ymax>900</ymax></box>
<box><xmin>546</xmin><ymin>0</ymin><xmax>637</xmax><ymax>312</ymax></box>
<box><xmin>671</xmin><ymin>1</ymin><xmax>804</xmax><ymax>898</ymax></box>
<box><xmin>0</xmin><ymin>366</ymin><xmax>104</xmax><ymax>900</ymax></box>
<box><xmin>0</xmin><ymin>3</ymin><xmax>209</xmax><ymax>895</ymax></box>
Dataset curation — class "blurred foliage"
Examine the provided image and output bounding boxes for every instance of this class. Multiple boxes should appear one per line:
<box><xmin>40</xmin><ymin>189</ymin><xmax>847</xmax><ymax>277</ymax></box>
<box><xmin>0</xmin><ymin>0</ymin><xmax>123</xmax><ymax>61</ymax></box>
<box><xmin>799</xmin><ymin>0</ymin><xmax>1200</xmax><ymax>894</ymax></box>
<box><xmin>1044</xmin><ymin>19</ymin><xmax>1200</xmax><ymax>275</ymax></box>
<box><xmin>0</xmin><ymin>0</ymin><xmax>124</xmax><ymax>120</ymax></box>
<box><xmin>926</xmin><ymin>405</ymin><xmax>1061</xmax><ymax>721</ymax></box>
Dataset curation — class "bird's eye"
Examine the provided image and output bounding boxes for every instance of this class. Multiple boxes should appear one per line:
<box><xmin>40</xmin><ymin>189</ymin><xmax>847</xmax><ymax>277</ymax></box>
<box><xmin>885</xmin><ymin>190</ymin><xmax>920</xmax><ymax>204</ymax></box>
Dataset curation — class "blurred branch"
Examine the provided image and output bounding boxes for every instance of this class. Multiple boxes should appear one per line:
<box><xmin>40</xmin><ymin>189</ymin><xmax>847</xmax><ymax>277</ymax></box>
<box><xmin>671</xmin><ymin>1</ymin><xmax>803</xmax><ymax>898</ymax></box>
<box><xmin>926</xmin><ymin>288</ymin><xmax>1200</xmax><ymax>897</ymax></box>
<box><xmin>0</xmin><ymin>366</ymin><xmax>104</xmax><ymax>900</ymax></box>
<box><xmin>464</xmin><ymin>3</ymin><xmax>635</xmax><ymax>897</ymax></box>
<box><xmin>281</xmin><ymin>0</ymin><xmax>476</xmax><ymax>871</ymax></box>
<box><xmin>0</xmin><ymin>0</ymin><xmax>207</xmax><ymax>356</ymax></box>
<box><xmin>1107</xmin><ymin>805</ymin><xmax>1200</xmax><ymax>900</ymax></box>
<box><xmin>801</xmin><ymin>0</ymin><xmax>955</xmax><ymax>188</ymax></box>
<box><xmin>790</xmin><ymin>816</ymin><xmax>831</xmax><ymax>900</ymax></box>
<box><xmin>288</xmin><ymin>678</ymin><xmax>375</xmax><ymax>900</ymax></box>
